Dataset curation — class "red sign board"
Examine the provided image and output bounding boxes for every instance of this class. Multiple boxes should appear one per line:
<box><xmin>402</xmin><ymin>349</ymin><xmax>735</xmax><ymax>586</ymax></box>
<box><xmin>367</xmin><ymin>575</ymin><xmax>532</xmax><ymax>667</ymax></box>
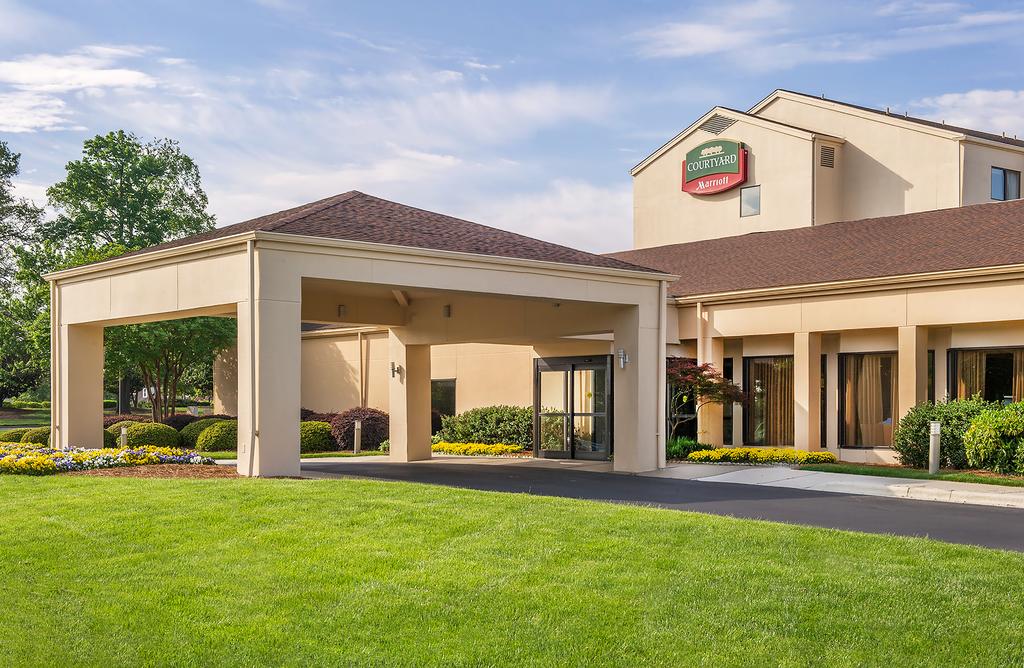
<box><xmin>682</xmin><ymin>139</ymin><xmax>748</xmax><ymax>195</ymax></box>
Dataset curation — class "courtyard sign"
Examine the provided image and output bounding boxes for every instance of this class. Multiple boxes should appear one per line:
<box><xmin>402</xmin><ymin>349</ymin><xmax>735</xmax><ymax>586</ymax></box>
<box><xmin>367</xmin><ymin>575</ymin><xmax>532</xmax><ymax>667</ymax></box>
<box><xmin>683</xmin><ymin>139</ymin><xmax>748</xmax><ymax>195</ymax></box>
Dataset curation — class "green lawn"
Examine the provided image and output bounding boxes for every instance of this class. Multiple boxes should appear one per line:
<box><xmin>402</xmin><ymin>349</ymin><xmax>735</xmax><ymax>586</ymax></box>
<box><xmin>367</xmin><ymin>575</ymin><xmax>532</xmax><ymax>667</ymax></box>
<box><xmin>801</xmin><ymin>462</ymin><xmax>1024</xmax><ymax>488</ymax></box>
<box><xmin>3</xmin><ymin>477</ymin><xmax>1024</xmax><ymax>666</ymax></box>
<box><xmin>202</xmin><ymin>450</ymin><xmax>388</xmax><ymax>460</ymax></box>
<box><xmin>0</xmin><ymin>408</ymin><xmax>50</xmax><ymax>428</ymax></box>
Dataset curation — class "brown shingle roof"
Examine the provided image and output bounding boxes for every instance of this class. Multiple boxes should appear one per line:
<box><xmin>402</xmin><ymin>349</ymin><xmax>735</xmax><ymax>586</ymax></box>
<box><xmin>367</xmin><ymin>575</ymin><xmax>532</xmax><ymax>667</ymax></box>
<box><xmin>118</xmin><ymin>191</ymin><xmax>659</xmax><ymax>274</ymax></box>
<box><xmin>607</xmin><ymin>199</ymin><xmax>1024</xmax><ymax>298</ymax></box>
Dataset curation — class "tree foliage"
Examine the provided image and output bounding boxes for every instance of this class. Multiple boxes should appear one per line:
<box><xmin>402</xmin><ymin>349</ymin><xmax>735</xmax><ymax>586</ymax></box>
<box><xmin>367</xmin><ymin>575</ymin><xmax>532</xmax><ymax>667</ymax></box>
<box><xmin>104</xmin><ymin>317</ymin><xmax>235</xmax><ymax>421</ymax></box>
<box><xmin>43</xmin><ymin>130</ymin><xmax>214</xmax><ymax>251</ymax></box>
<box><xmin>666</xmin><ymin>357</ymin><xmax>745</xmax><ymax>436</ymax></box>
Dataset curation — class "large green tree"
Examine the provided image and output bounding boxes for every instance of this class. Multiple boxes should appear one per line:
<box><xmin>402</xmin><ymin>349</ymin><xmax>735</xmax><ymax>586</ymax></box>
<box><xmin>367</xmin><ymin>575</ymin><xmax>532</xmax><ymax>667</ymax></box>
<box><xmin>22</xmin><ymin>130</ymin><xmax>233</xmax><ymax>416</ymax></box>
<box><xmin>44</xmin><ymin>130</ymin><xmax>214</xmax><ymax>250</ymax></box>
<box><xmin>0</xmin><ymin>141</ymin><xmax>45</xmax><ymax>402</ymax></box>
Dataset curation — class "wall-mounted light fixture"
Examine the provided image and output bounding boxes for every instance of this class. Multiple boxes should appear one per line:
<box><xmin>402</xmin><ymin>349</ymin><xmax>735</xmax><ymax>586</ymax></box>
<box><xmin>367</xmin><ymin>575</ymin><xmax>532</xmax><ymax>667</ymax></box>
<box><xmin>443</xmin><ymin>304</ymin><xmax>452</xmax><ymax>318</ymax></box>
<box><xmin>337</xmin><ymin>304</ymin><xmax>347</xmax><ymax>318</ymax></box>
<box><xmin>390</xmin><ymin>361</ymin><xmax>399</xmax><ymax>378</ymax></box>
<box><xmin>617</xmin><ymin>348</ymin><xmax>630</xmax><ymax>369</ymax></box>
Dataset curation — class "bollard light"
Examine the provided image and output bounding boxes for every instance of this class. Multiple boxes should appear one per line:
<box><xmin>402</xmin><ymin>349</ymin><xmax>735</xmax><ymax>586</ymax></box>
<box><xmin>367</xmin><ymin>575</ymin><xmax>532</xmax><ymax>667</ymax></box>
<box><xmin>928</xmin><ymin>420</ymin><xmax>941</xmax><ymax>475</ymax></box>
<box><xmin>353</xmin><ymin>419</ymin><xmax>362</xmax><ymax>453</ymax></box>
<box><xmin>120</xmin><ymin>426</ymin><xmax>128</xmax><ymax>449</ymax></box>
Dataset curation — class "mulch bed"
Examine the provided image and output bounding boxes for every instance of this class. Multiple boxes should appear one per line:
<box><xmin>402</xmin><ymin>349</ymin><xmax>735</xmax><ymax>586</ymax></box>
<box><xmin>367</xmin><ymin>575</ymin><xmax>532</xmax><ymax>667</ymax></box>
<box><xmin>65</xmin><ymin>465</ymin><xmax>240</xmax><ymax>479</ymax></box>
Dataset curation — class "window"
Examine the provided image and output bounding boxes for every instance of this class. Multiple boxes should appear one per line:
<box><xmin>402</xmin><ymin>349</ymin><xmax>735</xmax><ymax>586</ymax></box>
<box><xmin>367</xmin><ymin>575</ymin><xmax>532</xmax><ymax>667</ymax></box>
<box><xmin>820</xmin><ymin>354</ymin><xmax>828</xmax><ymax>449</ymax></box>
<box><xmin>740</xmin><ymin>185</ymin><xmax>760</xmax><ymax>217</ymax></box>
<box><xmin>991</xmin><ymin>167</ymin><xmax>1021</xmax><ymax>201</ymax></box>
<box><xmin>840</xmin><ymin>353</ymin><xmax>898</xmax><ymax>447</ymax></box>
<box><xmin>723</xmin><ymin>358</ymin><xmax>733</xmax><ymax>445</ymax></box>
<box><xmin>927</xmin><ymin>350</ymin><xmax>936</xmax><ymax>404</ymax></box>
<box><xmin>951</xmin><ymin>348</ymin><xmax>1024</xmax><ymax>405</ymax></box>
<box><xmin>430</xmin><ymin>379</ymin><xmax>456</xmax><ymax>433</ymax></box>
<box><xmin>743</xmin><ymin>356</ymin><xmax>794</xmax><ymax>446</ymax></box>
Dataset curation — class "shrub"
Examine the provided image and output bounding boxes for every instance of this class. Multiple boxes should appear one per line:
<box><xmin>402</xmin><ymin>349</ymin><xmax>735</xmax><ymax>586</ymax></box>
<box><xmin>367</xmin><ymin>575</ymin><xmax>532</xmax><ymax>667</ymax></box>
<box><xmin>180</xmin><ymin>418</ymin><xmax>226</xmax><ymax>450</ymax></box>
<box><xmin>204</xmin><ymin>413</ymin><xmax>235</xmax><ymax>421</ymax></box>
<box><xmin>436</xmin><ymin>405</ymin><xmax>532</xmax><ymax>447</ymax></box>
<box><xmin>103</xmin><ymin>399</ymin><xmax>117</xmax><ymax>410</ymax></box>
<box><xmin>666</xmin><ymin>436</ymin><xmax>713</xmax><ymax>460</ymax></box>
<box><xmin>103</xmin><ymin>429</ymin><xmax>118</xmax><ymax>448</ymax></box>
<box><xmin>893</xmin><ymin>397</ymin><xmax>995</xmax><ymax>469</ymax></box>
<box><xmin>301</xmin><ymin>408</ymin><xmax>337</xmax><ymax>423</ymax></box>
<box><xmin>0</xmin><ymin>428</ymin><xmax>32</xmax><ymax>443</ymax></box>
<box><xmin>964</xmin><ymin>402</ymin><xmax>1024</xmax><ymax>474</ymax></box>
<box><xmin>300</xmin><ymin>421</ymin><xmax>335</xmax><ymax>453</ymax></box>
<box><xmin>196</xmin><ymin>421</ymin><xmax>238</xmax><ymax>453</ymax></box>
<box><xmin>687</xmin><ymin>447</ymin><xmax>838</xmax><ymax>465</ymax></box>
<box><xmin>330</xmin><ymin>408</ymin><xmax>389</xmax><ymax>451</ymax></box>
<box><xmin>162</xmin><ymin>414</ymin><xmax>198</xmax><ymax>431</ymax></box>
<box><xmin>432</xmin><ymin>442</ymin><xmax>527</xmax><ymax>456</ymax></box>
<box><xmin>20</xmin><ymin>427</ymin><xmax>51</xmax><ymax>445</ymax></box>
<box><xmin>378</xmin><ymin>439</ymin><xmax>390</xmax><ymax>453</ymax></box>
<box><xmin>105</xmin><ymin>420</ymin><xmax>141</xmax><ymax>436</ymax></box>
<box><xmin>4</xmin><ymin>399</ymin><xmax>50</xmax><ymax>409</ymax></box>
<box><xmin>102</xmin><ymin>414</ymin><xmax>150</xmax><ymax>428</ymax></box>
<box><xmin>124</xmin><ymin>422</ymin><xmax>181</xmax><ymax>447</ymax></box>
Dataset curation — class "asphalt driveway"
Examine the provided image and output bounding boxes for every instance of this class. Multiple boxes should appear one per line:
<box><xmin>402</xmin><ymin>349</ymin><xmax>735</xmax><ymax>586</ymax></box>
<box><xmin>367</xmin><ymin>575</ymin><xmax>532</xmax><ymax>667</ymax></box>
<box><xmin>301</xmin><ymin>458</ymin><xmax>1024</xmax><ymax>552</ymax></box>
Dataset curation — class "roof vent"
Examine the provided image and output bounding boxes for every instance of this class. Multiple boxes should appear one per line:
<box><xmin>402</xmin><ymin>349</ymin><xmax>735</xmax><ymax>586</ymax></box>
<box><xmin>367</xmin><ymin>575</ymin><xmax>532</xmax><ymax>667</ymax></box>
<box><xmin>820</xmin><ymin>145</ymin><xmax>835</xmax><ymax>168</ymax></box>
<box><xmin>697</xmin><ymin>113</ymin><xmax>738</xmax><ymax>135</ymax></box>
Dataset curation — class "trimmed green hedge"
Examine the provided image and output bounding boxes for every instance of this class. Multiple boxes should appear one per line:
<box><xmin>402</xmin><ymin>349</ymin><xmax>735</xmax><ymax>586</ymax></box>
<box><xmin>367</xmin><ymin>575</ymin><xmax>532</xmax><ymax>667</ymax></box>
<box><xmin>436</xmin><ymin>405</ymin><xmax>532</xmax><ymax>447</ymax></box>
<box><xmin>894</xmin><ymin>397</ymin><xmax>994</xmax><ymax>469</ymax></box>
<box><xmin>20</xmin><ymin>427</ymin><xmax>51</xmax><ymax>445</ymax></box>
<box><xmin>181</xmin><ymin>418</ymin><xmax>226</xmax><ymax>450</ymax></box>
<box><xmin>124</xmin><ymin>422</ymin><xmax>181</xmax><ymax>448</ymax></box>
<box><xmin>0</xmin><ymin>428</ymin><xmax>32</xmax><ymax>443</ymax></box>
<box><xmin>106</xmin><ymin>420</ymin><xmax>141</xmax><ymax>436</ymax></box>
<box><xmin>300</xmin><ymin>421</ymin><xmax>334</xmax><ymax>453</ymax></box>
<box><xmin>667</xmin><ymin>436</ymin><xmax>713</xmax><ymax>460</ymax></box>
<box><xmin>964</xmin><ymin>402</ymin><xmax>1024</xmax><ymax>474</ymax></box>
<box><xmin>196</xmin><ymin>421</ymin><xmax>237</xmax><ymax>453</ymax></box>
<box><xmin>103</xmin><ymin>429</ymin><xmax>118</xmax><ymax>448</ymax></box>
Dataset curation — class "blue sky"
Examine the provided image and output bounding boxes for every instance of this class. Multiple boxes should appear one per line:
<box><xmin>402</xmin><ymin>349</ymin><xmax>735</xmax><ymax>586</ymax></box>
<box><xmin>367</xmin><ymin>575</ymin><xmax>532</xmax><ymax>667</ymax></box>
<box><xmin>1</xmin><ymin>0</ymin><xmax>1023</xmax><ymax>252</ymax></box>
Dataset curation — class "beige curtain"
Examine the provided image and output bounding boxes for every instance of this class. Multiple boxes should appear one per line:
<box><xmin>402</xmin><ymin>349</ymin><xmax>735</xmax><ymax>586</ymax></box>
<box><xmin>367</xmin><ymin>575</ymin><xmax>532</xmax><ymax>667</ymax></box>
<box><xmin>843</xmin><ymin>353</ymin><xmax>897</xmax><ymax>447</ymax></box>
<box><xmin>1014</xmin><ymin>351</ymin><xmax>1024</xmax><ymax>402</ymax></box>
<box><xmin>957</xmin><ymin>350</ymin><xmax>985</xmax><ymax>399</ymax></box>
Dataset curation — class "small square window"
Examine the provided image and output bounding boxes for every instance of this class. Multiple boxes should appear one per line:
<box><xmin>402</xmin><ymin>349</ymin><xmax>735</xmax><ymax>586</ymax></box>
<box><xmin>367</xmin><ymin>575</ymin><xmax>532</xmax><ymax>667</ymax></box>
<box><xmin>740</xmin><ymin>185</ymin><xmax>760</xmax><ymax>217</ymax></box>
<box><xmin>992</xmin><ymin>167</ymin><xmax>1021</xmax><ymax>201</ymax></box>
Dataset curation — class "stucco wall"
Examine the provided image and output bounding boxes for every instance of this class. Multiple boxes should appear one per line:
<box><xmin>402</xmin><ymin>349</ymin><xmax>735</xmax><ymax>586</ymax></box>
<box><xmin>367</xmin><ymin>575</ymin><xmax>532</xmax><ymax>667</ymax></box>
<box><xmin>962</xmin><ymin>141</ymin><xmax>1024</xmax><ymax>205</ymax></box>
<box><xmin>632</xmin><ymin>116</ymin><xmax>814</xmax><ymax>248</ymax></box>
<box><xmin>755</xmin><ymin>96</ymin><xmax>962</xmax><ymax>221</ymax></box>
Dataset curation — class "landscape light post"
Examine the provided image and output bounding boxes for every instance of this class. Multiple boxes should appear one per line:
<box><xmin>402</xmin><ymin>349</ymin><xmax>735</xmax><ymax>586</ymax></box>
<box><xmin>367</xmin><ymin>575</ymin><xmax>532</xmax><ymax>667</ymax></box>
<box><xmin>354</xmin><ymin>419</ymin><xmax>362</xmax><ymax>453</ymax></box>
<box><xmin>928</xmin><ymin>421</ymin><xmax>941</xmax><ymax>475</ymax></box>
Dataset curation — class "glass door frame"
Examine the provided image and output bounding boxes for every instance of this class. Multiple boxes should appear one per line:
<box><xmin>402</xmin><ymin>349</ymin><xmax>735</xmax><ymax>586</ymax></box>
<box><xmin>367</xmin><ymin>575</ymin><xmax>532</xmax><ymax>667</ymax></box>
<box><xmin>533</xmin><ymin>355</ymin><xmax>613</xmax><ymax>460</ymax></box>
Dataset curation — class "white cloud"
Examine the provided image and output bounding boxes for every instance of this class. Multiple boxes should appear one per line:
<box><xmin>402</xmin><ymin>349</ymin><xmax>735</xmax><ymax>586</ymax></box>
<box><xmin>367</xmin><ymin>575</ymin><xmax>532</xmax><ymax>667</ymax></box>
<box><xmin>911</xmin><ymin>89</ymin><xmax>1024</xmax><ymax>139</ymax></box>
<box><xmin>0</xmin><ymin>45</ymin><xmax>156</xmax><ymax>93</ymax></box>
<box><xmin>631</xmin><ymin>0</ymin><xmax>1024</xmax><ymax>70</ymax></box>
<box><xmin>0</xmin><ymin>0</ymin><xmax>65</xmax><ymax>43</ymax></box>
<box><xmin>0</xmin><ymin>91</ymin><xmax>68</xmax><ymax>132</ymax></box>
<box><xmin>461</xmin><ymin>180</ymin><xmax>632</xmax><ymax>253</ymax></box>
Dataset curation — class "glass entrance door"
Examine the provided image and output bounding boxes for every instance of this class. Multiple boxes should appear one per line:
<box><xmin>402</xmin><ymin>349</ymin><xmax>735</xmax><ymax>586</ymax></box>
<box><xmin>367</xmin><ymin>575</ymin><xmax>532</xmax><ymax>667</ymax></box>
<box><xmin>534</xmin><ymin>356</ymin><xmax>612</xmax><ymax>460</ymax></box>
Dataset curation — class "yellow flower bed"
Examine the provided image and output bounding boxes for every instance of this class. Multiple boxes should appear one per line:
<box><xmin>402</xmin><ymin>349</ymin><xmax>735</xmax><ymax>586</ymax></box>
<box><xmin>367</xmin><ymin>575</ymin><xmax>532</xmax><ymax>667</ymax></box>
<box><xmin>687</xmin><ymin>447</ymin><xmax>838</xmax><ymax>465</ymax></box>
<box><xmin>0</xmin><ymin>443</ymin><xmax>214</xmax><ymax>476</ymax></box>
<box><xmin>431</xmin><ymin>442</ymin><xmax>528</xmax><ymax>457</ymax></box>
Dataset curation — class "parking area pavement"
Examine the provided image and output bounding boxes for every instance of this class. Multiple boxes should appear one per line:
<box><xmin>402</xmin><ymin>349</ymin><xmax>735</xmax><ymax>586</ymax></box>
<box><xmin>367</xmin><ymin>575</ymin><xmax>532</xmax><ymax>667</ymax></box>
<box><xmin>298</xmin><ymin>456</ymin><xmax>1024</xmax><ymax>552</ymax></box>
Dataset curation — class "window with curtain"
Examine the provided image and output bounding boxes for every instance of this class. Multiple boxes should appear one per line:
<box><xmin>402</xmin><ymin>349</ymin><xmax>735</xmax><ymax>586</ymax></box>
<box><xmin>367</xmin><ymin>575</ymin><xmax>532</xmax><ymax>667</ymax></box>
<box><xmin>953</xmin><ymin>348</ymin><xmax>1024</xmax><ymax>404</ymax></box>
<box><xmin>743</xmin><ymin>356</ymin><xmax>794</xmax><ymax>446</ymax></box>
<box><xmin>840</xmin><ymin>352</ymin><xmax>898</xmax><ymax>447</ymax></box>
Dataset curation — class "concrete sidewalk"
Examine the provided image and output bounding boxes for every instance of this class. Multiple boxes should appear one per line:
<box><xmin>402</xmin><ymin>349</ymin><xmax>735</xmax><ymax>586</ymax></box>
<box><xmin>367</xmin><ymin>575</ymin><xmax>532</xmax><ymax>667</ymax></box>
<box><xmin>642</xmin><ymin>464</ymin><xmax>1024</xmax><ymax>509</ymax></box>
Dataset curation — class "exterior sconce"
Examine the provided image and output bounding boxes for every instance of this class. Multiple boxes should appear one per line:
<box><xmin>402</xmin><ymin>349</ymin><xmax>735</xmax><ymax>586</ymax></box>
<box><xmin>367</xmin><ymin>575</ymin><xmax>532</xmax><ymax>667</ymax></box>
<box><xmin>390</xmin><ymin>362</ymin><xmax>400</xmax><ymax>378</ymax></box>
<box><xmin>617</xmin><ymin>348</ymin><xmax>630</xmax><ymax>369</ymax></box>
<box><xmin>443</xmin><ymin>304</ymin><xmax>452</xmax><ymax>318</ymax></box>
<box><xmin>337</xmin><ymin>304</ymin><xmax>347</xmax><ymax>318</ymax></box>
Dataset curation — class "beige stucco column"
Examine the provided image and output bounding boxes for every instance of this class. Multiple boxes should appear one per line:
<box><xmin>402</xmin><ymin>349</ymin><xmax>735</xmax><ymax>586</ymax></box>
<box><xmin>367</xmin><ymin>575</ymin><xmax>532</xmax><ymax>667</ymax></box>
<box><xmin>55</xmin><ymin>323</ymin><xmax>104</xmax><ymax>450</ymax></box>
<box><xmin>898</xmin><ymin>325</ymin><xmax>929</xmax><ymax>420</ymax></box>
<box><xmin>388</xmin><ymin>329</ymin><xmax>432</xmax><ymax>462</ymax></box>
<box><xmin>236</xmin><ymin>295</ymin><xmax>301</xmax><ymax>477</ymax></box>
<box><xmin>212</xmin><ymin>345</ymin><xmax>238</xmax><ymax>416</ymax></box>
<box><xmin>696</xmin><ymin>336</ymin><xmax>725</xmax><ymax>447</ymax></box>
<box><xmin>613</xmin><ymin>304</ymin><xmax>661</xmax><ymax>472</ymax></box>
<box><xmin>793</xmin><ymin>332</ymin><xmax>821</xmax><ymax>451</ymax></box>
